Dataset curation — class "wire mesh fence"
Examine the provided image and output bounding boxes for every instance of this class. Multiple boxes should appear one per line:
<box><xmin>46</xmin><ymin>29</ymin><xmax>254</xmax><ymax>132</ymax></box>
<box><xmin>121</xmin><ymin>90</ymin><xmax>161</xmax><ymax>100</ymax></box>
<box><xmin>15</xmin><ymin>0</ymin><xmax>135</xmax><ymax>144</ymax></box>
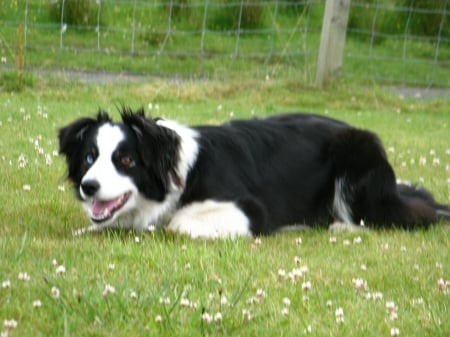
<box><xmin>0</xmin><ymin>0</ymin><xmax>449</xmax><ymax>87</ymax></box>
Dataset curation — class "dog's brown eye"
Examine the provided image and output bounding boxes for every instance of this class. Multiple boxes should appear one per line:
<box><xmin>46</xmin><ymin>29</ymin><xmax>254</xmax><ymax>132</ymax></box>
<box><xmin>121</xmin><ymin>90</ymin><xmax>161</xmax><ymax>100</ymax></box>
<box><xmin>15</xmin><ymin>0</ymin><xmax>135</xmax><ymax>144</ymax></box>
<box><xmin>120</xmin><ymin>155</ymin><xmax>135</xmax><ymax>168</ymax></box>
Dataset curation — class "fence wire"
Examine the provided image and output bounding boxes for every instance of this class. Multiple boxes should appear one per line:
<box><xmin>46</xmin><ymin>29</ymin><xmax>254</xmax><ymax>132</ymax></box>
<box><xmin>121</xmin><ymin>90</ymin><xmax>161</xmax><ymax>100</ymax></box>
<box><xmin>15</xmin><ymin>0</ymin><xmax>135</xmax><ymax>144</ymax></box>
<box><xmin>0</xmin><ymin>0</ymin><xmax>449</xmax><ymax>87</ymax></box>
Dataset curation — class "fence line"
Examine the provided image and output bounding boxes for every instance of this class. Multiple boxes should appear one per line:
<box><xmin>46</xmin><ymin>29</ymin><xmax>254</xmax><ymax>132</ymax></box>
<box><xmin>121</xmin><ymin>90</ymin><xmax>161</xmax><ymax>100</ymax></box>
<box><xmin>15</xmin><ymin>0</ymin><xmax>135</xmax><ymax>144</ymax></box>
<box><xmin>0</xmin><ymin>0</ymin><xmax>449</xmax><ymax>87</ymax></box>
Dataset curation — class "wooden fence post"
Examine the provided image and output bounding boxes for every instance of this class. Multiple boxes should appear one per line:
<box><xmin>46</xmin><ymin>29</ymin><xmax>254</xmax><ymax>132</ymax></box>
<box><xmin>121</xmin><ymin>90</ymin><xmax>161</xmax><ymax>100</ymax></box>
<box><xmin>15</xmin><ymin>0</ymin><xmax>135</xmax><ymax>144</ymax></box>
<box><xmin>17</xmin><ymin>23</ymin><xmax>24</xmax><ymax>85</ymax></box>
<box><xmin>315</xmin><ymin>0</ymin><xmax>351</xmax><ymax>86</ymax></box>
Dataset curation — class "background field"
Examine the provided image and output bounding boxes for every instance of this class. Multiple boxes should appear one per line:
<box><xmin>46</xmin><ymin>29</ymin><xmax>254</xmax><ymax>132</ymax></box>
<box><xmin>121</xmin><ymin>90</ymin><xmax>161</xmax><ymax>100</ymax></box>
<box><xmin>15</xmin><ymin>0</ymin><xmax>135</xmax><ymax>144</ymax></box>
<box><xmin>1</xmin><ymin>0</ymin><xmax>450</xmax><ymax>86</ymax></box>
<box><xmin>0</xmin><ymin>77</ymin><xmax>449</xmax><ymax>336</ymax></box>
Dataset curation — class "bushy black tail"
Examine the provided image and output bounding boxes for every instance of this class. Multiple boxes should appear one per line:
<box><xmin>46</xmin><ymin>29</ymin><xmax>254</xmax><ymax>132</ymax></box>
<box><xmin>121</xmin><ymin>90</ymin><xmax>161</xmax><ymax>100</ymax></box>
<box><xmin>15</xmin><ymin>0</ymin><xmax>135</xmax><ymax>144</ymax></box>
<box><xmin>397</xmin><ymin>183</ymin><xmax>450</xmax><ymax>225</ymax></box>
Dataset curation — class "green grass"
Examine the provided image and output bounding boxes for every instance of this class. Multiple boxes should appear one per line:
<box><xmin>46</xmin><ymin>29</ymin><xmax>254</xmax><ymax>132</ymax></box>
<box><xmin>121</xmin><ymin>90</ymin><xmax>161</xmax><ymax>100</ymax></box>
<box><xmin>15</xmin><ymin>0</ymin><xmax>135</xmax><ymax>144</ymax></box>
<box><xmin>0</xmin><ymin>78</ymin><xmax>449</xmax><ymax>336</ymax></box>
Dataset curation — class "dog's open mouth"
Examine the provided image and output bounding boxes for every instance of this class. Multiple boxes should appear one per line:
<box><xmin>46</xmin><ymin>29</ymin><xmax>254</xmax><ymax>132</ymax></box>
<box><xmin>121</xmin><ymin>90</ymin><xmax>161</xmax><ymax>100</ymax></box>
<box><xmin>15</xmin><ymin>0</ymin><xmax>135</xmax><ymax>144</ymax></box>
<box><xmin>90</xmin><ymin>192</ymin><xmax>132</xmax><ymax>223</ymax></box>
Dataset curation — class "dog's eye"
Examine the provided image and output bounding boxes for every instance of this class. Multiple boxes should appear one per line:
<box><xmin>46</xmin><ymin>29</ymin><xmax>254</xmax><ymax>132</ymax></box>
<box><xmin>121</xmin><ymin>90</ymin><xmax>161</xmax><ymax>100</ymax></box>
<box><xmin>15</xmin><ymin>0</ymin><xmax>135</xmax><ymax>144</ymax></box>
<box><xmin>119</xmin><ymin>155</ymin><xmax>135</xmax><ymax>168</ymax></box>
<box><xmin>85</xmin><ymin>153</ymin><xmax>95</xmax><ymax>165</ymax></box>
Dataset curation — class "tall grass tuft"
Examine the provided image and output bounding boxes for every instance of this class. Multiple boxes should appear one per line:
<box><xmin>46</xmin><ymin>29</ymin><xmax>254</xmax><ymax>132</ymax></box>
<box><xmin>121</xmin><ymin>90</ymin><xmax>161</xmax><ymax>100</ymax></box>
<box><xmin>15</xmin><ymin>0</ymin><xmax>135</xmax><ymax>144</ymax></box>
<box><xmin>48</xmin><ymin>0</ymin><xmax>103</xmax><ymax>27</ymax></box>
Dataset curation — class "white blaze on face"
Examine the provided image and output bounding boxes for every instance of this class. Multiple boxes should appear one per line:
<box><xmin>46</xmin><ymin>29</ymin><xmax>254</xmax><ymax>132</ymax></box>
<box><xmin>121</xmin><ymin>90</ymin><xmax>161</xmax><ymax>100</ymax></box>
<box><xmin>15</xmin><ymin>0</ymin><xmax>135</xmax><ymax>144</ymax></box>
<box><xmin>80</xmin><ymin>124</ymin><xmax>135</xmax><ymax>201</ymax></box>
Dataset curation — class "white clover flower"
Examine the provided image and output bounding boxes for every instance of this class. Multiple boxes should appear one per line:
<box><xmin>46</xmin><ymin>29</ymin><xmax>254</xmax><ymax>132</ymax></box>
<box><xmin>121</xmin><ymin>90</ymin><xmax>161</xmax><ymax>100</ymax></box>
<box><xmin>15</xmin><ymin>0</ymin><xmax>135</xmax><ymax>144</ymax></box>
<box><xmin>32</xmin><ymin>300</ymin><xmax>42</xmax><ymax>308</ymax></box>
<box><xmin>437</xmin><ymin>278</ymin><xmax>446</xmax><ymax>291</ymax></box>
<box><xmin>360</xmin><ymin>264</ymin><xmax>367</xmax><ymax>271</ymax></box>
<box><xmin>352</xmin><ymin>278</ymin><xmax>368</xmax><ymax>291</ymax></box>
<box><xmin>22</xmin><ymin>184</ymin><xmax>31</xmax><ymax>192</ymax></box>
<box><xmin>302</xmin><ymin>281</ymin><xmax>312</xmax><ymax>292</ymax></box>
<box><xmin>390</xmin><ymin>311</ymin><xmax>398</xmax><ymax>321</ymax></box>
<box><xmin>372</xmin><ymin>292</ymin><xmax>384</xmax><ymax>300</ymax></box>
<box><xmin>201</xmin><ymin>312</ymin><xmax>213</xmax><ymax>324</ymax></box>
<box><xmin>295</xmin><ymin>237</ymin><xmax>302</xmax><ymax>245</ymax></box>
<box><xmin>180</xmin><ymin>298</ymin><xmax>190</xmax><ymax>307</ymax></box>
<box><xmin>3</xmin><ymin>319</ymin><xmax>18</xmax><ymax>330</ymax></box>
<box><xmin>353</xmin><ymin>236</ymin><xmax>362</xmax><ymax>244</ymax></box>
<box><xmin>134</xmin><ymin>236</ymin><xmax>140</xmax><ymax>243</ymax></box>
<box><xmin>253</xmin><ymin>237</ymin><xmax>262</xmax><ymax>247</ymax></box>
<box><xmin>419</xmin><ymin>156</ymin><xmax>427</xmax><ymax>166</ymax></box>
<box><xmin>329</xmin><ymin>236</ymin><xmax>337</xmax><ymax>244</ymax></box>
<box><xmin>214</xmin><ymin>312</ymin><xmax>223</xmax><ymax>322</ymax></box>
<box><xmin>159</xmin><ymin>297</ymin><xmax>171</xmax><ymax>305</ymax></box>
<box><xmin>294</xmin><ymin>256</ymin><xmax>301</xmax><ymax>264</ymax></box>
<box><xmin>108</xmin><ymin>263</ymin><xmax>115</xmax><ymax>270</ymax></box>
<box><xmin>343</xmin><ymin>239</ymin><xmax>350</xmax><ymax>246</ymax></box>
<box><xmin>102</xmin><ymin>284</ymin><xmax>115</xmax><ymax>297</ymax></box>
<box><xmin>326</xmin><ymin>300</ymin><xmax>333</xmax><ymax>308</ymax></box>
<box><xmin>18</xmin><ymin>272</ymin><xmax>30</xmax><ymax>281</ymax></box>
<box><xmin>255</xmin><ymin>288</ymin><xmax>267</xmax><ymax>301</ymax></box>
<box><xmin>386</xmin><ymin>301</ymin><xmax>397</xmax><ymax>312</ymax></box>
<box><xmin>55</xmin><ymin>265</ymin><xmax>66</xmax><ymax>275</ymax></box>
<box><xmin>242</xmin><ymin>309</ymin><xmax>252</xmax><ymax>321</ymax></box>
<box><xmin>130</xmin><ymin>291</ymin><xmax>138</xmax><ymax>300</ymax></box>
<box><xmin>277</xmin><ymin>269</ymin><xmax>286</xmax><ymax>281</ymax></box>
<box><xmin>281</xmin><ymin>307</ymin><xmax>289</xmax><ymax>316</ymax></box>
<box><xmin>51</xmin><ymin>259</ymin><xmax>58</xmax><ymax>266</ymax></box>
<box><xmin>390</xmin><ymin>327</ymin><xmax>400</xmax><ymax>336</ymax></box>
<box><xmin>155</xmin><ymin>315</ymin><xmax>163</xmax><ymax>323</ymax></box>
<box><xmin>282</xmin><ymin>297</ymin><xmax>291</xmax><ymax>306</ymax></box>
<box><xmin>51</xmin><ymin>286</ymin><xmax>60</xmax><ymax>299</ymax></box>
<box><xmin>2</xmin><ymin>280</ymin><xmax>11</xmax><ymax>289</ymax></box>
<box><xmin>335</xmin><ymin>307</ymin><xmax>344</xmax><ymax>324</ymax></box>
<box><xmin>220</xmin><ymin>295</ymin><xmax>229</xmax><ymax>306</ymax></box>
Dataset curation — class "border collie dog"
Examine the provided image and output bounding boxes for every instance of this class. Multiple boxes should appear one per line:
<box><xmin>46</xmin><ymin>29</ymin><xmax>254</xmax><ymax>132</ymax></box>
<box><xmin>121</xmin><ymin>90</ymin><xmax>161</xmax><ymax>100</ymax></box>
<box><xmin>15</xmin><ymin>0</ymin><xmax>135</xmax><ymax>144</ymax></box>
<box><xmin>58</xmin><ymin>108</ymin><xmax>449</xmax><ymax>238</ymax></box>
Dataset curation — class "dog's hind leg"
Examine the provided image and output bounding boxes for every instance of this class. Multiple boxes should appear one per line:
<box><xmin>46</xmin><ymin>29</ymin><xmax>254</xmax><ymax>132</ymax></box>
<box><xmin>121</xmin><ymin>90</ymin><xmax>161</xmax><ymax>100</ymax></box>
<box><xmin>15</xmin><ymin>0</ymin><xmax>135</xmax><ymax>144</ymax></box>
<box><xmin>328</xmin><ymin>128</ymin><xmax>444</xmax><ymax>229</ymax></box>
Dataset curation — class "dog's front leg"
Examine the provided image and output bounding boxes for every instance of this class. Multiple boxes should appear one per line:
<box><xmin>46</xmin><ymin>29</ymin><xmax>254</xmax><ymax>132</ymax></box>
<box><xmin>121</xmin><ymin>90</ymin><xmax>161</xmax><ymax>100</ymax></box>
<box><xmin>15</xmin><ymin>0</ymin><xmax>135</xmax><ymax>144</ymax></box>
<box><xmin>72</xmin><ymin>224</ymin><xmax>104</xmax><ymax>237</ymax></box>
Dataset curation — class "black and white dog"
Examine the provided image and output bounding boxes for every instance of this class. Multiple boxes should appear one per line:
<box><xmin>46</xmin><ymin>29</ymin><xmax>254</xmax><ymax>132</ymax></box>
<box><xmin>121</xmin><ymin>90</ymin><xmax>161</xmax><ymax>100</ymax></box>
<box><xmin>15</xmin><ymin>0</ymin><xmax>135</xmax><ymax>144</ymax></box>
<box><xmin>58</xmin><ymin>107</ymin><xmax>449</xmax><ymax>238</ymax></box>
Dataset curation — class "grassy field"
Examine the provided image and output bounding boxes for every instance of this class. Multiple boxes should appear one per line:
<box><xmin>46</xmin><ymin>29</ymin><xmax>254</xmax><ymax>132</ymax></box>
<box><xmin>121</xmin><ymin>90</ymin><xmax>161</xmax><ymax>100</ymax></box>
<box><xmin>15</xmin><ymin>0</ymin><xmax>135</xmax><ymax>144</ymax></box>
<box><xmin>0</xmin><ymin>77</ymin><xmax>449</xmax><ymax>336</ymax></box>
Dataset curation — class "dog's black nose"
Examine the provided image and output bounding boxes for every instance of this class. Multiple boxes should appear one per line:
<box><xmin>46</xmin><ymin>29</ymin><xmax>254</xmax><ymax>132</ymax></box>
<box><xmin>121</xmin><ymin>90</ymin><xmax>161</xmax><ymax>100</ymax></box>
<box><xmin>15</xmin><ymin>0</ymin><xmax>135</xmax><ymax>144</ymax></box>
<box><xmin>80</xmin><ymin>180</ymin><xmax>100</xmax><ymax>197</ymax></box>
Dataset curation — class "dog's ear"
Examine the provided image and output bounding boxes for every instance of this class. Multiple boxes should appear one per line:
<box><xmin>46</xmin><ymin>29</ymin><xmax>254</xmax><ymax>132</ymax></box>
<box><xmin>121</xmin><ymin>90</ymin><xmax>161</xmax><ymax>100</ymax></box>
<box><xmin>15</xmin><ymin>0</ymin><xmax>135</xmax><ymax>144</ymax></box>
<box><xmin>58</xmin><ymin>111</ymin><xmax>111</xmax><ymax>157</ymax></box>
<box><xmin>121</xmin><ymin>107</ymin><xmax>182</xmax><ymax>190</ymax></box>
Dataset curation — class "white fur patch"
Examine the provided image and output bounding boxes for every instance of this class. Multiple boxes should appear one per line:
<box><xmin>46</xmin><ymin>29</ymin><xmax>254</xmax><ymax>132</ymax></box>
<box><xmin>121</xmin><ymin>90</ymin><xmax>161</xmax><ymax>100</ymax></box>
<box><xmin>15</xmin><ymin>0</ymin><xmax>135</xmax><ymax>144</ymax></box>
<box><xmin>328</xmin><ymin>221</ymin><xmax>364</xmax><ymax>233</ymax></box>
<box><xmin>80</xmin><ymin>124</ymin><xmax>133</xmax><ymax>201</ymax></box>
<box><xmin>166</xmin><ymin>200</ymin><xmax>252</xmax><ymax>239</ymax></box>
<box><xmin>333</xmin><ymin>178</ymin><xmax>353</xmax><ymax>225</ymax></box>
<box><xmin>156</xmin><ymin>119</ymin><xmax>199</xmax><ymax>190</ymax></box>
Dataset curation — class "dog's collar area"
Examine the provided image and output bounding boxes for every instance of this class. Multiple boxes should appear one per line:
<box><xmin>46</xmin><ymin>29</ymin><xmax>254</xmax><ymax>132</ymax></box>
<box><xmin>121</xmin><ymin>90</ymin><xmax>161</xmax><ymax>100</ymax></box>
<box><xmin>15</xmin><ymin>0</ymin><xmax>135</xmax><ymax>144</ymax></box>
<box><xmin>90</xmin><ymin>191</ymin><xmax>132</xmax><ymax>223</ymax></box>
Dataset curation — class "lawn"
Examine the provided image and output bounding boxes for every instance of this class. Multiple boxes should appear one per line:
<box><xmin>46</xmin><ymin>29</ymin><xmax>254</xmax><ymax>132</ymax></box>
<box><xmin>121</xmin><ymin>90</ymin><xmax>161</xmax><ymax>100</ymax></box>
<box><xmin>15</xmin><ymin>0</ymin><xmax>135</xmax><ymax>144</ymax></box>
<box><xmin>0</xmin><ymin>77</ymin><xmax>449</xmax><ymax>336</ymax></box>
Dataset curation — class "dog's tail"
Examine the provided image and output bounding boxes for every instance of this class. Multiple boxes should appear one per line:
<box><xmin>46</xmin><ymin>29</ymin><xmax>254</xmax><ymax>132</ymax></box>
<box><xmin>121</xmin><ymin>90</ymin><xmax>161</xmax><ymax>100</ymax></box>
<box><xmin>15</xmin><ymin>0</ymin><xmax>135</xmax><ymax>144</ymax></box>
<box><xmin>396</xmin><ymin>182</ymin><xmax>450</xmax><ymax>226</ymax></box>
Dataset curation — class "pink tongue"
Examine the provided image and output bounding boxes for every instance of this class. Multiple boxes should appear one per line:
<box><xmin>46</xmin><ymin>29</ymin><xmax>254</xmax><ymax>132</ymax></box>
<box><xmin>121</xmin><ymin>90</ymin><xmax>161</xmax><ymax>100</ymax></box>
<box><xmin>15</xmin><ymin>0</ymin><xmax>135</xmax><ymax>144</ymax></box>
<box><xmin>92</xmin><ymin>199</ymin><xmax>119</xmax><ymax>216</ymax></box>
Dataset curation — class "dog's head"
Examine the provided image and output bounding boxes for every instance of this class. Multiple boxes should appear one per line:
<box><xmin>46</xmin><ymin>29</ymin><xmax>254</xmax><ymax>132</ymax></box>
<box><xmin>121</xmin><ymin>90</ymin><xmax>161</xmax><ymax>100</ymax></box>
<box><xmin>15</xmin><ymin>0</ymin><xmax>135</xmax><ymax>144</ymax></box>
<box><xmin>58</xmin><ymin>107</ymin><xmax>182</xmax><ymax>229</ymax></box>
